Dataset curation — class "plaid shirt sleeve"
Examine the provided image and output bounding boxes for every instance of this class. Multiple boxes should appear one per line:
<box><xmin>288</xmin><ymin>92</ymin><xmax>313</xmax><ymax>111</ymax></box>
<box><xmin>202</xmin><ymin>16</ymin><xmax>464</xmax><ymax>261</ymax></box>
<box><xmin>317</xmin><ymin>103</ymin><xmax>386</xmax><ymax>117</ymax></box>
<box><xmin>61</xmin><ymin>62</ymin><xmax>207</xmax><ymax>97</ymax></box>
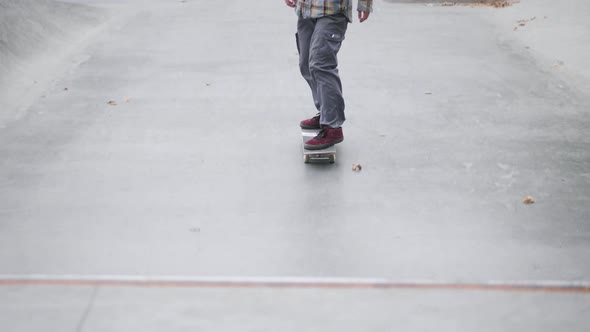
<box><xmin>357</xmin><ymin>0</ymin><xmax>373</xmax><ymax>12</ymax></box>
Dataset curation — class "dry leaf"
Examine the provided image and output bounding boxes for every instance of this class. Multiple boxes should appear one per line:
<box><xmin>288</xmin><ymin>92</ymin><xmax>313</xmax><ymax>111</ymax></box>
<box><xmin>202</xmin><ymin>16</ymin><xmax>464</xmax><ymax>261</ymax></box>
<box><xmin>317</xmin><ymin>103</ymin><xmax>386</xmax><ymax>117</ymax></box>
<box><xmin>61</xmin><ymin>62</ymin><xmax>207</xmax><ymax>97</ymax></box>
<box><xmin>523</xmin><ymin>196</ymin><xmax>535</xmax><ymax>204</ymax></box>
<box><xmin>352</xmin><ymin>164</ymin><xmax>362</xmax><ymax>172</ymax></box>
<box><xmin>107</xmin><ymin>100</ymin><xmax>117</xmax><ymax>106</ymax></box>
<box><xmin>492</xmin><ymin>1</ymin><xmax>511</xmax><ymax>8</ymax></box>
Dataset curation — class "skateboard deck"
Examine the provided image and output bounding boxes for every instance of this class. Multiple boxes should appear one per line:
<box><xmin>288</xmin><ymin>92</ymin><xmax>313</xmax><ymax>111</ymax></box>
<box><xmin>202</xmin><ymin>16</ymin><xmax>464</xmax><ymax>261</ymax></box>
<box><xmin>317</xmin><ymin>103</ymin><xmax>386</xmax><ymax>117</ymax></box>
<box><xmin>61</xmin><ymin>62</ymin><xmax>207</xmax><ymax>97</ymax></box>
<box><xmin>301</xmin><ymin>129</ymin><xmax>336</xmax><ymax>163</ymax></box>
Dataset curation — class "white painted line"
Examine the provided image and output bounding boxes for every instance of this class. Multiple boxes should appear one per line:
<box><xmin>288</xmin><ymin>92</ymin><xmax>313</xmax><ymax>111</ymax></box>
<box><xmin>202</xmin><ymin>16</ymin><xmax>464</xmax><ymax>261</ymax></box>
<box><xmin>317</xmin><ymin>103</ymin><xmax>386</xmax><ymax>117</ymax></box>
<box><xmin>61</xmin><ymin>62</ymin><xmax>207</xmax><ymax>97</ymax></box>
<box><xmin>0</xmin><ymin>274</ymin><xmax>589</xmax><ymax>293</ymax></box>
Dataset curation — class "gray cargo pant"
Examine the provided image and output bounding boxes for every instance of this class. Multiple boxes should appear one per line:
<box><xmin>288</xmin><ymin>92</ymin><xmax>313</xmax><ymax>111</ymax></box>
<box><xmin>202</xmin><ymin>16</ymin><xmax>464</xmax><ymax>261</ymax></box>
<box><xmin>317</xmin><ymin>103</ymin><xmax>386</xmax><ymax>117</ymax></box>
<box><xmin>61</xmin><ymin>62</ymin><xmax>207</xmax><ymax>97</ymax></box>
<box><xmin>296</xmin><ymin>14</ymin><xmax>349</xmax><ymax>128</ymax></box>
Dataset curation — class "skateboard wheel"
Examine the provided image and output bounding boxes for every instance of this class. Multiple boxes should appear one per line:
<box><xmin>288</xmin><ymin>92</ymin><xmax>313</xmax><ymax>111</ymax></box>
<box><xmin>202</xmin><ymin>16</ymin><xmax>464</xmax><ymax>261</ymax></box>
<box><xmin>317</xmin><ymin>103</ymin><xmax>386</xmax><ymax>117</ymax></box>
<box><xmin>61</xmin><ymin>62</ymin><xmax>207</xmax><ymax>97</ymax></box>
<box><xmin>304</xmin><ymin>155</ymin><xmax>310</xmax><ymax>163</ymax></box>
<box><xmin>329</xmin><ymin>155</ymin><xmax>336</xmax><ymax>163</ymax></box>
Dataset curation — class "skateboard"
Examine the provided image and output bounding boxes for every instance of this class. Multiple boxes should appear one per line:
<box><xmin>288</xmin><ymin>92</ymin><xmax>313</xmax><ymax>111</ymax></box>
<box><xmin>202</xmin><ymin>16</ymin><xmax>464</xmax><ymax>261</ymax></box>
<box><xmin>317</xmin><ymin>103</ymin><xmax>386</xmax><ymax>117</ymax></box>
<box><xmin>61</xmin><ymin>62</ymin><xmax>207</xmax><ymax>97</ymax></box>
<box><xmin>301</xmin><ymin>129</ymin><xmax>336</xmax><ymax>163</ymax></box>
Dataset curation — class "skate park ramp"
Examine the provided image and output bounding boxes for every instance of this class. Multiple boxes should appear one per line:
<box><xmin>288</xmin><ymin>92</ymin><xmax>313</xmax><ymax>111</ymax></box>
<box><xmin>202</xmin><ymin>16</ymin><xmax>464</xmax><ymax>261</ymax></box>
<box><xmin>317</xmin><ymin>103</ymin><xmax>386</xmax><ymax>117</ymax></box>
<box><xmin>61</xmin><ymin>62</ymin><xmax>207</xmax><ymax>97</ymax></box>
<box><xmin>1</xmin><ymin>0</ymin><xmax>590</xmax><ymax>330</ymax></box>
<box><xmin>0</xmin><ymin>0</ymin><xmax>106</xmax><ymax>124</ymax></box>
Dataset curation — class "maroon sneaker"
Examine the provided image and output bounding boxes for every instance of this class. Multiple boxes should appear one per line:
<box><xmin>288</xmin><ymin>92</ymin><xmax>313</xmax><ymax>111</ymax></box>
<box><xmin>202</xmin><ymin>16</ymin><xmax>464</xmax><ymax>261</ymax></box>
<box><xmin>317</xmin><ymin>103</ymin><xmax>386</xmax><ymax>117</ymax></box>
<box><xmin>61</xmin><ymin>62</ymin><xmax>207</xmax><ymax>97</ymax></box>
<box><xmin>304</xmin><ymin>126</ymin><xmax>344</xmax><ymax>150</ymax></box>
<box><xmin>300</xmin><ymin>114</ymin><xmax>321</xmax><ymax>129</ymax></box>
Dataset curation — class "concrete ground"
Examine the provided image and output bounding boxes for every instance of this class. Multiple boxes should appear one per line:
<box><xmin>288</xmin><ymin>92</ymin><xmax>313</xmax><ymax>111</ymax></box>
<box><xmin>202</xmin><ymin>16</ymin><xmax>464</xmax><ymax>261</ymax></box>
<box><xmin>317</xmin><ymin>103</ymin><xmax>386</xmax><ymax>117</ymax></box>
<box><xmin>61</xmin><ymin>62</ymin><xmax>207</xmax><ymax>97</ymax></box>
<box><xmin>1</xmin><ymin>0</ymin><xmax>589</xmax><ymax>330</ymax></box>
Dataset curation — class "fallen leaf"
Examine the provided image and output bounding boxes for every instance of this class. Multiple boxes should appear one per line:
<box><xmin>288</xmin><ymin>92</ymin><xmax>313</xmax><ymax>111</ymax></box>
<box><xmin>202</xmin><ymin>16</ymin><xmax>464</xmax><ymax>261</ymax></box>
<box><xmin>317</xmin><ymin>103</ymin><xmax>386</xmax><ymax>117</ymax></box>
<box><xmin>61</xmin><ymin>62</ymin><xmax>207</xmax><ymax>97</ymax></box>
<box><xmin>107</xmin><ymin>100</ymin><xmax>117</xmax><ymax>106</ymax></box>
<box><xmin>523</xmin><ymin>196</ymin><xmax>535</xmax><ymax>204</ymax></box>
<box><xmin>493</xmin><ymin>1</ymin><xmax>512</xmax><ymax>8</ymax></box>
<box><xmin>352</xmin><ymin>164</ymin><xmax>362</xmax><ymax>172</ymax></box>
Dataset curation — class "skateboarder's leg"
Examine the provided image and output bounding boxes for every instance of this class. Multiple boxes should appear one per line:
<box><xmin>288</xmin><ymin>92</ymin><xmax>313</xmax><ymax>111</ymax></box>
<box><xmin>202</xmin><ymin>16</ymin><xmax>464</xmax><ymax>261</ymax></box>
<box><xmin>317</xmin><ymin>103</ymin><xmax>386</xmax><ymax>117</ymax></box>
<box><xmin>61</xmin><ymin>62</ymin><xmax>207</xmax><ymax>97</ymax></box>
<box><xmin>308</xmin><ymin>14</ymin><xmax>348</xmax><ymax>129</ymax></box>
<box><xmin>296</xmin><ymin>17</ymin><xmax>320</xmax><ymax>111</ymax></box>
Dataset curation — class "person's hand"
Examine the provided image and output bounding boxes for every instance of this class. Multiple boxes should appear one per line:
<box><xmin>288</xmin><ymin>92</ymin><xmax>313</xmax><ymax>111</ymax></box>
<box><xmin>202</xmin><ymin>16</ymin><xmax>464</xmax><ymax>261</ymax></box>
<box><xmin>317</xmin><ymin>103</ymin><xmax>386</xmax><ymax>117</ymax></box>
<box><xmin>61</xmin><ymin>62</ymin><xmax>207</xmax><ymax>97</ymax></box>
<box><xmin>285</xmin><ymin>0</ymin><xmax>297</xmax><ymax>8</ymax></box>
<box><xmin>358</xmin><ymin>11</ymin><xmax>370</xmax><ymax>23</ymax></box>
